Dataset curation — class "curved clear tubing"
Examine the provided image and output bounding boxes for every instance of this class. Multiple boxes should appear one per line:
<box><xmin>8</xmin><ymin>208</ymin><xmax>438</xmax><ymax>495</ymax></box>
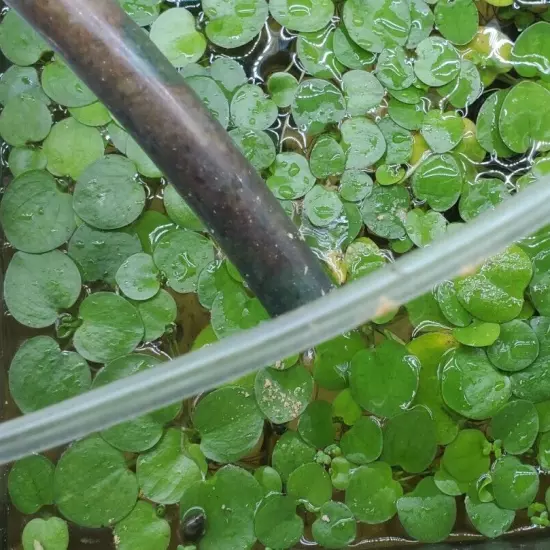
<box><xmin>1</xmin><ymin>177</ymin><xmax>550</xmax><ymax>464</ymax></box>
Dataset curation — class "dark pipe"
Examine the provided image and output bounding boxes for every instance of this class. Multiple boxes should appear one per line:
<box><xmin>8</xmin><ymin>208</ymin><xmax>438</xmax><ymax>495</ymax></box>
<box><xmin>6</xmin><ymin>0</ymin><xmax>332</xmax><ymax>316</ymax></box>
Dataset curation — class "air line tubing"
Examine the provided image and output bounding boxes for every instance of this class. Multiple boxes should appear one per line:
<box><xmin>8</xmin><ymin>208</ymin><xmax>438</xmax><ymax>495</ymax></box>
<box><xmin>0</xmin><ymin>178</ymin><xmax>549</xmax><ymax>464</ymax></box>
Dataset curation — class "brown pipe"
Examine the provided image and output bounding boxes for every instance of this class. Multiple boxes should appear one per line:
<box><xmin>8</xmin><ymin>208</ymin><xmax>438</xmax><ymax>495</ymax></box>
<box><xmin>6</xmin><ymin>0</ymin><xmax>332</xmax><ymax>316</ymax></box>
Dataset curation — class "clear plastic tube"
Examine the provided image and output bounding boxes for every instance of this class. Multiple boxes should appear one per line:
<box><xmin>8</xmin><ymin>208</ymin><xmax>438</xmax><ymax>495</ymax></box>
<box><xmin>1</xmin><ymin>177</ymin><xmax>550</xmax><ymax>464</ymax></box>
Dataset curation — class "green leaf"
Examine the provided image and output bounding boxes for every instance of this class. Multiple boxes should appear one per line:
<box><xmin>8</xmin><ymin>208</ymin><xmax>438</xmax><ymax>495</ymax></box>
<box><xmin>0</xmin><ymin>10</ymin><xmax>50</xmax><ymax>66</ymax></box>
<box><xmin>406</xmin><ymin>0</ymin><xmax>434</xmax><ymax>49</ymax></box>
<box><xmin>269</xmin><ymin>0</ymin><xmax>333</xmax><ymax>32</ymax></box>
<box><xmin>231</xmin><ymin>84</ymin><xmax>278</xmax><ymax>131</ymax></box>
<box><xmin>456</xmin><ymin>245</ymin><xmax>532</xmax><ymax>323</ymax></box>
<box><xmin>537</xmin><ymin>401</ymin><xmax>550</xmax><ymax>433</ymax></box>
<box><xmin>0</xmin><ymin>169</ymin><xmax>75</xmax><ymax>253</ymax></box>
<box><xmin>361</xmin><ymin>184</ymin><xmax>409</xmax><ymax>239</ymax></box>
<box><xmin>254</xmin><ymin>466</ymin><xmax>282</xmax><ymax>494</ymax></box>
<box><xmin>309</xmin><ymin>135</ymin><xmax>345</xmax><ymax>179</ymax></box>
<box><xmin>453</xmin><ymin>320</ymin><xmax>501</xmax><ymax>347</ymax></box>
<box><xmin>312</xmin><ymin>501</ymin><xmax>356</xmax><ymax>549</ymax></box>
<box><xmin>9</xmin><ymin>336</ymin><xmax>90</xmax><ymax>413</ymax></box>
<box><xmin>179</xmin><ymin>465</ymin><xmax>263</xmax><ymax>550</ymax></box>
<box><xmin>414</xmin><ymin>37</ymin><xmax>460</xmax><ymax>86</ymax></box>
<box><xmin>333</xmin><ymin>27</ymin><xmax>376</xmax><ymax>69</ymax></box>
<box><xmin>396</xmin><ymin>477</ymin><xmax>457</xmax><ymax>543</ymax></box>
<box><xmin>4</xmin><ymin>250</ymin><xmax>81</xmax><ymax>329</ymax></box>
<box><xmin>163</xmin><ymin>184</ymin><xmax>204</xmax><ymax>231</ymax></box>
<box><xmin>298</xmin><ymin>400</ymin><xmax>335</xmax><ymax>449</ymax></box>
<box><xmin>490</xmin><ymin>399</ymin><xmax>539</xmax><ymax>455</ymax></box>
<box><xmin>342</xmin><ymin>70</ymin><xmax>385</xmax><ymax>116</ymax></box>
<box><xmin>267</xmin><ymin>152</ymin><xmax>316</xmax><ymax>200</ymax></box>
<box><xmin>229</xmin><ymin>128</ymin><xmax>276</xmax><ymax>172</ymax></box>
<box><xmin>345</xmin><ymin>462</ymin><xmax>403</xmax><ymax>524</ymax></box>
<box><xmin>538</xmin><ymin>431</ymin><xmax>550</xmax><ymax>470</ymax></box>
<box><xmin>73</xmin><ymin>292</ymin><xmax>144</xmax><ymax>363</ymax></box>
<box><xmin>388</xmin><ymin>98</ymin><xmax>425</xmax><ymax>130</ymax></box>
<box><xmin>73</xmin><ymin>155</ymin><xmax>145</xmax><ymax>230</ymax></box>
<box><xmin>351</xmin><ymin>339</ymin><xmax>419</xmax><ymax>417</ymax></box>
<box><xmin>412</xmin><ymin>153</ymin><xmax>463</xmax><ymax>211</ymax></box>
<box><xmin>408</xmin><ymin>333</ymin><xmax>459</xmax><ymax>445</ymax></box>
<box><xmin>113</xmin><ymin>500</ymin><xmax>171</xmax><ymax>550</ymax></box>
<box><xmin>435</xmin><ymin>281</ymin><xmax>472</xmax><ymax>327</ymax></box>
<box><xmin>198</xmin><ymin>261</ymin><xmax>239</xmax><ymax>310</ymax></box>
<box><xmin>69</xmin><ymin>101</ymin><xmax>112</xmax><ymax>126</ymax></box>
<box><xmin>272</xmin><ymin>431</ymin><xmax>316</xmax><ymax>482</ymax></box>
<box><xmin>8</xmin><ymin>147</ymin><xmax>47</xmax><ymax>178</ymax></box>
<box><xmin>194</xmin><ymin>386</ymin><xmax>264</xmax><ymax>463</ymax></box>
<box><xmin>267</xmin><ymin>72</ymin><xmax>298</xmax><ymax>108</ymax></box>
<box><xmin>512</xmin><ymin>21</ymin><xmax>550</xmax><ymax>81</ymax></box>
<box><xmin>126</xmin><ymin>135</ymin><xmax>162</xmax><ymax>178</ymax></box>
<box><xmin>434</xmin><ymin>0</ymin><xmax>478</xmax><ymax>45</ymax></box>
<box><xmin>22</xmin><ymin>517</ymin><xmax>69</xmax><ymax>550</ymax></box>
<box><xmin>297</xmin><ymin>29</ymin><xmax>343</xmax><ymax>80</ymax></box>
<box><xmin>378</xmin><ymin>117</ymin><xmax>414</xmax><ymax>164</ymax></box>
<box><xmin>137</xmin><ymin>428</ymin><xmax>203</xmax><ymax>504</ymax></box>
<box><xmin>487</xmin><ymin>320</ymin><xmax>539</xmax><ymax>372</ymax></box>
<box><xmin>8</xmin><ymin>455</ymin><xmax>54</xmax><ymax>514</ymax></box>
<box><xmin>406</xmin><ymin>292</ymin><xmax>451</xmax><ymax>332</ymax></box>
<box><xmin>55</xmin><ymin>436</ymin><xmax>138</xmax><ymax>527</ymax></box>
<box><xmin>254</xmin><ymin>493</ymin><xmax>304</xmax><ymax>549</ymax></box>
<box><xmin>339</xmin><ymin>171</ymin><xmax>373</xmax><ymax>203</ymax></box>
<box><xmin>186</xmin><ymin>76</ymin><xmax>230</xmax><ymax>129</ymax></box>
<box><xmin>291</xmin><ymin>79</ymin><xmax>346</xmax><ymax>136</ymax></box>
<box><xmin>119</xmin><ymin>0</ymin><xmax>161</xmax><ymax>26</ymax></box>
<box><xmin>332</xmin><ymin>389</ymin><xmax>362</xmax><ymax>426</ymax></box>
<box><xmin>499</xmin><ymin>81</ymin><xmax>550</xmax><ymax>154</ymax></box>
<box><xmin>465</xmin><ymin>494</ymin><xmax>515</xmax><ymax>539</ymax></box>
<box><xmin>132</xmin><ymin>289</ymin><xmax>177</xmax><ymax>342</ymax></box>
<box><xmin>210</xmin><ymin>57</ymin><xmax>247</xmax><ymax>95</ymax></box>
<box><xmin>492</xmin><ymin>456</ymin><xmax>539</xmax><ymax>510</ymax></box>
<box><xmin>303</xmin><ymin>186</ymin><xmax>343</xmax><ymax>228</ymax></box>
<box><xmin>420</xmin><ymin>110</ymin><xmax>463</xmax><ymax>154</ymax></box>
<box><xmin>68</xmin><ymin>223</ymin><xmax>142</xmax><ymax>284</ymax></box>
<box><xmin>476</xmin><ymin>90</ymin><xmax>514</xmax><ymax>157</ymax></box>
<box><xmin>439</xmin><ymin>60</ymin><xmax>482</xmax><ymax>109</ymax></box>
<box><xmin>0</xmin><ymin>95</ymin><xmax>52</xmax><ymax>147</ymax></box>
<box><xmin>442</xmin><ymin>346</ymin><xmax>511</xmax><ymax>420</ymax></box>
<box><xmin>43</xmin><ymin>117</ymin><xmax>105</xmax><ymax>179</ymax></box>
<box><xmin>343</xmin><ymin>0</ymin><xmax>411</xmax><ymax>53</ymax></box>
<box><xmin>203</xmin><ymin>0</ymin><xmax>268</xmax><ymax>49</ymax></box>
<box><xmin>116</xmin><ymin>253</ymin><xmax>160</xmax><ymax>301</ymax></box>
<box><xmin>341</xmin><ymin>117</ymin><xmax>386</xmax><ymax>169</ymax></box>
<box><xmin>459</xmin><ymin>177</ymin><xmax>509</xmax><ymax>222</ymax></box>
<box><xmin>344</xmin><ymin>237</ymin><xmax>386</xmax><ymax>283</ymax></box>
<box><xmin>375</xmin><ymin>47</ymin><xmax>415</xmax><ymax>91</ymax></box>
<box><xmin>381</xmin><ymin>406</ymin><xmax>437</xmax><ymax>473</ymax></box>
<box><xmin>405</xmin><ymin>208</ymin><xmax>447</xmax><ymax>247</ymax></box>
<box><xmin>442</xmin><ymin>429</ymin><xmax>490</xmax><ymax>482</ymax></box>
<box><xmin>41</xmin><ymin>59</ymin><xmax>96</xmax><ymax>107</ymax></box>
<box><xmin>153</xmin><ymin>229</ymin><xmax>215</xmax><ymax>293</ymax></box>
<box><xmin>149</xmin><ymin>8</ymin><xmax>206</xmax><ymax>68</ymax></box>
<box><xmin>287</xmin><ymin>462</ymin><xmax>332</xmax><ymax>508</ymax></box>
<box><xmin>93</xmin><ymin>354</ymin><xmax>179</xmax><ymax>452</ymax></box>
<box><xmin>434</xmin><ymin>466</ymin><xmax>469</xmax><ymax>496</ymax></box>
<box><xmin>0</xmin><ymin>63</ymin><xmax>47</xmax><ymax>106</ymax></box>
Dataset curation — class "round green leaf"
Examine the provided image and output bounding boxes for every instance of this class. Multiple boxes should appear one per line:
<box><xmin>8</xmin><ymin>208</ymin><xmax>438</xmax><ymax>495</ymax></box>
<box><xmin>270</xmin><ymin>0</ymin><xmax>333</xmax><ymax>31</ymax></box>
<box><xmin>341</xmin><ymin>117</ymin><xmax>386</xmax><ymax>169</ymax></box>
<box><xmin>137</xmin><ymin>428</ymin><xmax>203</xmax><ymax>504</ymax></box>
<box><xmin>4</xmin><ymin>251</ymin><xmax>81</xmax><ymax>329</ymax></box>
<box><xmin>387</xmin><ymin>98</ymin><xmax>425</xmax><ymax>130</ymax></box>
<box><xmin>434</xmin><ymin>466</ymin><xmax>469</xmax><ymax>496</ymax></box>
<box><xmin>267</xmin><ymin>72</ymin><xmax>298</xmax><ymax>108</ymax></box>
<box><xmin>405</xmin><ymin>209</ymin><xmax>447</xmax><ymax>248</ymax></box>
<box><xmin>439</xmin><ymin>60</ymin><xmax>482</xmax><ymax>109</ymax></box>
<box><xmin>420</xmin><ymin>110</ymin><xmax>463</xmax><ymax>154</ymax></box>
<box><xmin>298</xmin><ymin>400</ymin><xmax>335</xmax><ymax>449</ymax></box>
<box><xmin>303</xmin><ymin>186</ymin><xmax>343</xmax><ymax>228</ymax></box>
<box><xmin>73</xmin><ymin>292</ymin><xmax>144</xmax><ymax>363</ymax></box>
<box><xmin>22</xmin><ymin>517</ymin><xmax>68</xmax><ymax>550</ymax></box>
<box><xmin>476</xmin><ymin>90</ymin><xmax>514</xmax><ymax>157</ymax></box>
<box><xmin>116</xmin><ymin>253</ymin><xmax>160</xmax><ymax>301</ymax></box>
<box><xmin>345</xmin><ymin>462</ymin><xmax>403</xmax><ymax>524</ymax></box>
<box><xmin>406</xmin><ymin>0</ymin><xmax>434</xmax><ymax>49</ymax></box>
<box><xmin>43</xmin><ymin>117</ymin><xmax>105</xmax><ymax>179</ymax></box>
<box><xmin>186</xmin><ymin>76</ymin><xmax>230</xmax><ymax>129</ymax></box>
<box><xmin>434</xmin><ymin>0</ymin><xmax>478</xmax><ymax>45</ymax></box>
<box><xmin>435</xmin><ymin>281</ymin><xmax>471</xmax><ymax>327</ymax></box>
<box><xmin>8</xmin><ymin>455</ymin><xmax>54</xmax><ymax>514</ymax></box>
<box><xmin>291</xmin><ymin>79</ymin><xmax>346</xmax><ymax>136</ymax></box>
<box><xmin>441</xmin><ymin>346</ymin><xmax>511</xmax><ymax>420</ymax></box>
<box><xmin>342</xmin><ymin>70</ymin><xmax>385</xmax><ymax>116</ymax></box>
<box><xmin>0</xmin><ymin>65</ymin><xmax>49</xmax><ymax>106</ymax></box>
<box><xmin>361</xmin><ymin>184</ymin><xmax>409</xmax><ymax>239</ymax></box>
<box><xmin>343</xmin><ymin>0</ymin><xmax>411</xmax><ymax>53</ymax></box>
<box><xmin>255</xmin><ymin>365</ymin><xmax>313</xmax><ymax>424</ymax></box>
<box><xmin>538</xmin><ymin>431</ymin><xmax>550</xmax><ymax>470</ymax></box>
<box><xmin>153</xmin><ymin>229</ymin><xmax>215</xmax><ymax>293</ymax></box>
<box><xmin>41</xmin><ymin>59</ymin><xmax>96</xmax><ymax>107</ymax></box>
<box><xmin>8</xmin><ymin>147</ymin><xmax>47</xmax><ymax>178</ymax></box>
<box><xmin>229</xmin><ymin>128</ymin><xmax>276</xmax><ymax>172</ymax></box>
<box><xmin>126</xmin><ymin>135</ymin><xmax>162</xmax><ymax>178</ymax></box>
<box><xmin>150</xmin><ymin>8</ymin><xmax>206</xmax><ymax>68</ymax></box>
<box><xmin>180</xmin><ymin>465</ymin><xmax>262</xmax><ymax>550</ymax></box>
<box><xmin>350</xmin><ymin>339</ymin><xmax>419</xmax><ymax>417</ymax></box>
<box><xmin>465</xmin><ymin>494</ymin><xmax>515</xmax><ymax>539</ymax></box>
<box><xmin>297</xmin><ymin>29</ymin><xmax>344</xmax><ymax>80</ymax></box>
<box><xmin>492</xmin><ymin>456</ymin><xmax>539</xmax><ymax>510</ymax></box>
<box><xmin>231</xmin><ymin>84</ymin><xmax>278</xmax><ymax>131</ymax></box>
<box><xmin>163</xmin><ymin>184</ymin><xmax>204</xmax><ymax>231</ymax></box>
<box><xmin>333</xmin><ymin>27</ymin><xmax>376</xmax><ymax>69</ymax></box>
<box><xmin>452</xmin><ymin>319</ymin><xmax>500</xmax><ymax>347</ymax></box>
<box><xmin>55</xmin><ymin>436</ymin><xmax>138</xmax><ymax>528</ymax></box>
<box><xmin>267</xmin><ymin>152</ymin><xmax>316</xmax><ymax>200</ymax></box>
<box><xmin>68</xmin><ymin>223</ymin><xmax>142</xmax><ymax>284</ymax></box>
<box><xmin>341</xmin><ymin>416</ymin><xmax>383</xmax><ymax>465</ymax></box>
<box><xmin>312</xmin><ymin>501</ymin><xmax>356</xmax><ymax>549</ymax></box>
<box><xmin>134</xmin><ymin>289</ymin><xmax>177</xmax><ymax>342</ymax></box>
<box><xmin>210</xmin><ymin>57</ymin><xmax>247</xmax><ymax>95</ymax></box>
<box><xmin>375</xmin><ymin>47</ymin><xmax>414</xmax><ymax>91</ymax></box>
<box><xmin>69</xmin><ymin>101</ymin><xmax>112</xmax><ymax>126</ymax></box>
<box><xmin>194</xmin><ymin>386</ymin><xmax>264</xmax><ymax>463</ymax></box>
<box><xmin>512</xmin><ymin>21</ymin><xmax>550</xmax><ymax>81</ymax></box>
<box><xmin>442</xmin><ymin>429</ymin><xmax>490</xmax><ymax>482</ymax></box>
<box><xmin>198</xmin><ymin>261</ymin><xmax>238</xmax><ymax>310</ymax></box>
<box><xmin>459</xmin><ymin>177</ymin><xmax>508</xmax><ymax>222</ymax></box>
<box><xmin>378</xmin><ymin>116</ymin><xmax>414</xmax><ymax>164</ymax></box>
<box><xmin>287</xmin><ymin>462</ymin><xmax>332</xmax><ymax>508</ymax></box>
<box><xmin>0</xmin><ymin>96</ymin><xmax>52</xmax><ymax>147</ymax></box>
<box><xmin>254</xmin><ymin>493</ymin><xmax>303</xmax><ymax>549</ymax></box>
<box><xmin>113</xmin><ymin>500</ymin><xmax>170</xmax><ymax>550</ymax></box>
<box><xmin>132</xmin><ymin>211</ymin><xmax>174</xmax><ymax>258</ymax></box>
<box><xmin>203</xmin><ymin>0</ymin><xmax>268</xmax><ymax>49</ymax></box>
<box><xmin>490</xmin><ymin>399</ymin><xmax>539</xmax><ymax>455</ymax></box>
<box><xmin>272</xmin><ymin>431</ymin><xmax>316</xmax><ymax>482</ymax></box>
<box><xmin>397</xmin><ymin>477</ymin><xmax>457</xmax><ymax>543</ymax></box>
<box><xmin>487</xmin><ymin>320</ymin><xmax>539</xmax><ymax>372</ymax></box>
<box><xmin>0</xmin><ymin>170</ymin><xmax>75</xmax><ymax>253</ymax></box>
<box><xmin>309</xmin><ymin>135</ymin><xmax>345</xmax><ymax>179</ymax></box>
<box><xmin>414</xmin><ymin>37</ymin><xmax>460</xmax><ymax>86</ymax></box>
<box><xmin>339</xmin><ymin>170</ymin><xmax>373</xmax><ymax>202</ymax></box>
<box><xmin>381</xmin><ymin>406</ymin><xmax>437</xmax><ymax>473</ymax></box>
<box><xmin>254</xmin><ymin>466</ymin><xmax>282</xmax><ymax>494</ymax></box>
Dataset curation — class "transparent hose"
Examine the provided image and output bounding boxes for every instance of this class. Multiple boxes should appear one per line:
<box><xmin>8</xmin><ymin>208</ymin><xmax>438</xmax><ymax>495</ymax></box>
<box><xmin>1</xmin><ymin>177</ymin><xmax>550</xmax><ymax>464</ymax></box>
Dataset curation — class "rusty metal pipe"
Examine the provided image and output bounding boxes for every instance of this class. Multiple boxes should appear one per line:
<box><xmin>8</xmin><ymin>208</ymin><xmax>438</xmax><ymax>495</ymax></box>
<box><xmin>6</xmin><ymin>0</ymin><xmax>332</xmax><ymax>315</ymax></box>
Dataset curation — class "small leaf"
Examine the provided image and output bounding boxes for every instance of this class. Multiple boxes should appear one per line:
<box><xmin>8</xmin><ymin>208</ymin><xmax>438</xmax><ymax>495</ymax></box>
<box><xmin>287</xmin><ymin>462</ymin><xmax>332</xmax><ymax>508</ymax></box>
<box><xmin>492</xmin><ymin>456</ymin><xmax>539</xmax><ymax>510</ymax></box>
<box><xmin>420</xmin><ymin>110</ymin><xmax>463</xmax><ymax>154</ymax></box>
<box><xmin>22</xmin><ymin>517</ymin><xmax>69</xmax><ymax>550</ymax></box>
<box><xmin>116</xmin><ymin>253</ymin><xmax>160</xmax><ymax>301</ymax></box>
<box><xmin>442</xmin><ymin>429</ymin><xmax>490</xmax><ymax>482</ymax></box>
<box><xmin>414</xmin><ymin>37</ymin><xmax>460</xmax><ymax>86</ymax></box>
<box><xmin>490</xmin><ymin>399</ymin><xmax>539</xmax><ymax>455</ymax></box>
<box><xmin>453</xmin><ymin>319</ymin><xmax>501</xmax><ymax>347</ymax></box>
<box><xmin>272</xmin><ymin>431</ymin><xmax>316</xmax><ymax>482</ymax></box>
<box><xmin>8</xmin><ymin>455</ymin><xmax>54</xmax><ymax>514</ymax></box>
<box><xmin>361</xmin><ymin>184</ymin><xmax>410</xmax><ymax>239</ymax></box>
<box><xmin>465</xmin><ymin>494</ymin><xmax>515</xmax><ymax>539</ymax></box>
<box><xmin>405</xmin><ymin>209</ymin><xmax>447</xmax><ymax>247</ymax></box>
<box><xmin>312</xmin><ymin>501</ymin><xmax>356</xmax><ymax>549</ymax></box>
